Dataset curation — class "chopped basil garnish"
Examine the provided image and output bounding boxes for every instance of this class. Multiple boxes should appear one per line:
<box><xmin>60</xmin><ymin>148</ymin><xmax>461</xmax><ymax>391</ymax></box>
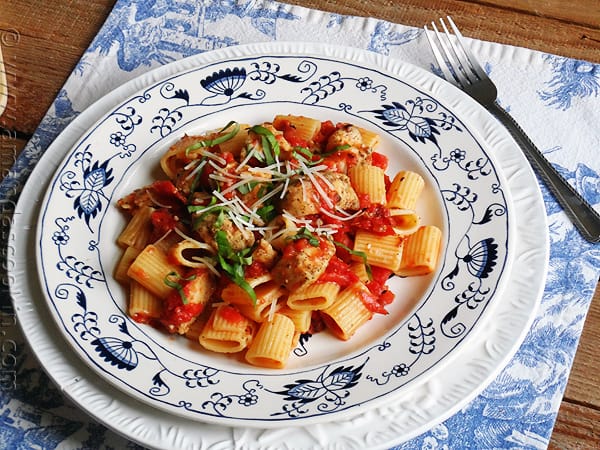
<box><xmin>164</xmin><ymin>271</ymin><xmax>197</xmax><ymax>304</ymax></box>
<box><xmin>256</xmin><ymin>204</ymin><xmax>276</xmax><ymax>223</ymax></box>
<box><xmin>214</xmin><ymin>231</ymin><xmax>257</xmax><ymax>305</ymax></box>
<box><xmin>292</xmin><ymin>146</ymin><xmax>323</xmax><ymax>167</ymax></box>
<box><xmin>188</xmin><ymin>196</ymin><xmax>227</xmax><ymax>230</ymax></box>
<box><xmin>334</xmin><ymin>241</ymin><xmax>373</xmax><ymax>280</ymax></box>
<box><xmin>185</xmin><ymin>121</ymin><xmax>240</xmax><ymax>156</ymax></box>
<box><xmin>290</xmin><ymin>227</ymin><xmax>320</xmax><ymax>246</ymax></box>
<box><xmin>188</xmin><ymin>156</ymin><xmax>207</xmax><ymax>197</ymax></box>
<box><xmin>333</xmin><ymin>144</ymin><xmax>351</xmax><ymax>151</ymax></box>
<box><xmin>250</xmin><ymin>125</ymin><xmax>280</xmax><ymax>165</ymax></box>
<box><xmin>237</xmin><ymin>180</ymin><xmax>257</xmax><ymax>195</ymax></box>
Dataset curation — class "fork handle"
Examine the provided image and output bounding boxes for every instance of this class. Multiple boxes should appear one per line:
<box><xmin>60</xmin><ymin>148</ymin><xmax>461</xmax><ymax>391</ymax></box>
<box><xmin>489</xmin><ymin>101</ymin><xmax>600</xmax><ymax>243</ymax></box>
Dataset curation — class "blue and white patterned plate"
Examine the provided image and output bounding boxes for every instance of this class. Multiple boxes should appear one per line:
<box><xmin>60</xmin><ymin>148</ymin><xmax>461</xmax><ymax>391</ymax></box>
<box><xmin>36</xmin><ymin>43</ymin><xmax>514</xmax><ymax>427</ymax></box>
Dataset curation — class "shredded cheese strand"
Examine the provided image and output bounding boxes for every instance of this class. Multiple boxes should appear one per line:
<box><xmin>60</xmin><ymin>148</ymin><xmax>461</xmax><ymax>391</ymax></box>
<box><xmin>198</xmin><ymin>149</ymin><xmax>227</xmax><ymax>165</ymax></box>
<box><xmin>173</xmin><ymin>227</ymin><xmax>215</xmax><ymax>252</ymax></box>
<box><xmin>304</xmin><ymin>165</ymin><xmax>334</xmax><ymax>208</ymax></box>
<box><xmin>236</xmin><ymin>148</ymin><xmax>256</xmax><ymax>172</ymax></box>
<box><xmin>190</xmin><ymin>256</ymin><xmax>221</xmax><ymax>276</ymax></box>
<box><xmin>249</xmin><ymin>184</ymin><xmax>284</xmax><ymax>210</ymax></box>
<box><xmin>184</xmin><ymin>158</ymin><xmax>208</xmax><ymax>181</ymax></box>
<box><xmin>319</xmin><ymin>207</ymin><xmax>364</xmax><ymax>222</ymax></box>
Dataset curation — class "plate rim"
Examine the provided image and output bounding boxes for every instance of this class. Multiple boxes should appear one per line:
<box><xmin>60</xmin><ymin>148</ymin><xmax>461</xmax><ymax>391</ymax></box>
<box><xmin>10</xmin><ymin>41</ymin><xmax>547</xmax><ymax>447</ymax></box>
<box><xmin>34</xmin><ymin>41</ymin><xmax>514</xmax><ymax>425</ymax></box>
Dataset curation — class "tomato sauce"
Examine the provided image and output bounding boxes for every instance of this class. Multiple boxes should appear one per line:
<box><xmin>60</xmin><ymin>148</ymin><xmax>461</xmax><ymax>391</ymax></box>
<box><xmin>317</xmin><ymin>256</ymin><xmax>359</xmax><ymax>289</ymax></box>
<box><xmin>161</xmin><ymin>294</ymin><xmax>203</xmax><ymax>329</ymax></box>
<box><xmin>149</xmin><ymin>180</ymin><xmax>186</xmax><ymax>206</ymax></box>
<box><xmin>219</xmin><ymin>305</ymin><xmax>246</xmax><ymax>325</ymax></box>
<box><xmin>151</xmin><ymin>209</ymin><xmax>178</xmax><ymax>237</ymax></box>
<box><xmin>245</xmin><ymin>260</ymin><xmax>268</xmax><ymax>278</ymax></box>
<box><xmin>350</xmin><ymin>204</ymin><xmax>396</xmax><ymax>235</ymax></box>
<box><xmin>370</xmin><ymin>152</ymin><xmax>389</xmax><ymax>170</ymax></box>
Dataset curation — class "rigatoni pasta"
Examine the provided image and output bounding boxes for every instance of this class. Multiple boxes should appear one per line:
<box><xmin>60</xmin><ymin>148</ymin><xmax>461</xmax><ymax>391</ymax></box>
<box><xmin>200</xmin><ymin>304</ymin><xmax>255</xmax><ymax>353</ymax></box>
<box><xmin>114</xmin><ymin>114</ymin><xmax>442</xmax><ymax>369</ymax></box>
<box><xmin>286</xmin><ymin>282</ymin><xmax>339</xmax><ymax>311</ymax></box>
<box><xmin>321</xmin><ymin>282</ymin><xmax>374</xmax><ymax>340</ymax></box>
<box><xmin>245</xmin><ymin>313</ymin><xmax>295</xmax><ymax>369</ymax></box>
<box><xmin>128</xmin><ymin>280</ymin><xmax>163</xmax><ymax>323</ymax></box>
<box><xmin>396</xmin><ymin>225</ymin><xmax>443</xmax><ymax>277</ymax></box>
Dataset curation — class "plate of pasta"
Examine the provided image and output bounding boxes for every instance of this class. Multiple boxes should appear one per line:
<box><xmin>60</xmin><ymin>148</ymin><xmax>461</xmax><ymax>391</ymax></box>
<box><xmin>36</xmin><ymin>44</ymin><xmax>513</xmax><ymax>427</ymax></box>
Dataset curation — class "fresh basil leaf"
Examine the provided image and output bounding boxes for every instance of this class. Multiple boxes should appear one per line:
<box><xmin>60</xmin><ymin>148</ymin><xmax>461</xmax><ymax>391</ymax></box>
<box><xmin>250</xmin><ymin>125</ymin><xmax>280</xmax><ymax>165</ymax></box>
<box><xmin>164</xmin><ymin>271</ymin><xmax>197</xmax><ymax>304</ymax></box>
<box><xmin>333</xmin><ymin>144</ymin><xmax>351</xmax><ymax>151</ymax></box>
<box><xmin>294</xmin><ymin>146</ymin><xmax>313</xmax><ymax>158</ymax></box>
<box><xmin>185</xmin><ymin>121</ymin><xmax>240</xmax><ymax>155</ymax></box>
<box><xmin>256</xmin><ymin>204</ymin><xmax>276</xmax><ymax>223</ymax></box>
<box><xmin>188</xmin><ymin>156</ymin><xmax>207</xmax><ymax>196</ymax></box>
<box><xmin>290</xmin><ymin>227</ymin><xmax>320</xmax><ymax>246</ymax></box>
<box><xmin>214</xmin><ymin>209</ymin><xmax>226</xmax><ymax>228</ymax></box>
<box><xmin>334</xmin><ymin>241</ymin><xmax>373</xmax><ymax>280</ymax></box>
<box><xmin>237</xmin><ymin>180</ymin><xmax>257</xmax><ymax>195</ymax></box>
<box><xmin>236</xmin><ymin>278</ymin><xmax>257</xmax><ymax>304</ymax></box>
<box><xmin>214</xmin><ymin>231</ymin><xmax>257</xmax><ymax>305</ymax></box>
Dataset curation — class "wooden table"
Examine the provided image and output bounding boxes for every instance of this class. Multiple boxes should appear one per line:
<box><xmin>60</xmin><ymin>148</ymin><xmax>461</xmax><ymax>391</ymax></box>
<box><xmin>1</xmin><ymin>0</ymin><xmax>598</xmax><ymax>447</ymax></box>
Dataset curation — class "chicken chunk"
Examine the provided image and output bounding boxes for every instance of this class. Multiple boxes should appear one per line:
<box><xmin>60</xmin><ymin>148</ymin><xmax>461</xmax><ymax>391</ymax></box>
<box><xmin>272</xmin><ymin>238</ymin><xmax>335</xmax><ymax>291</ymax></box>
<box><xmin>279</xmin><ymin>177</ymin><xmax>320</xmax><ymax>216</ymax></box>
<box><xmin>279</xmin><ymin>171</ymin><xmax>360</xmax><ymax>217</ymax></box>
<box><xmin>323</xmin><ymin>172</ymin><xmax>360</xmax><ymax>210</ymax></box>
<box><xmin>325</xmin><ymin>124</ymin><xmax>364</xmax><ymax>151</ymax></box>
<box><xmin>252</xmin><ymin>239</ymin><xmax>278</xmax><ymax>268</ymax></box>
<box><xmin>324</xmin><ymin>124</ymin><xmax>372</xmax><ymax>172</ymax></box>
<box><xmin>195</xmin><ymin>213</ymin><xmax>255</xmax><ymax>253</ymax></box>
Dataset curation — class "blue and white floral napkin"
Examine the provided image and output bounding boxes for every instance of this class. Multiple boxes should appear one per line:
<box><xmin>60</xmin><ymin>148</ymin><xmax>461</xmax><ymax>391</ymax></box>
<box><xmin>1</xmin><ymin>0</ymin><xmax>599</xmax><ymax>448</ymax></box>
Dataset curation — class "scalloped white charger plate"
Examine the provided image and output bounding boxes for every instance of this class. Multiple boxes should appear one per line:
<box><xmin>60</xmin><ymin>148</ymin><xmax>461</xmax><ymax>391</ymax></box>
<box><xmin>10</xmin><ymin>42</ymin><xmax>547</xmax><ymax>447</ymax></box>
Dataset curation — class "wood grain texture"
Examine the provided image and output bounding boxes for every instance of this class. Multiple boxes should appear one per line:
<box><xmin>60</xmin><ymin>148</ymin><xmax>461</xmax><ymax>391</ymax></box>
<box><xmin>0</xmin><ymin>0</ymin><xmax>116</xmax><ymax>133</ymax></box>
<box><xmin>286</xmin><ymin>0</ymin><xmax>600</xmax><ymax>62</ymax></box>
<box><xmin>548</xmin><ymin>401</ymin><xmax>600</xmax><ymax>449</ymax></box>
<box><xmin>0</xmin><ymin>0</ymin><xmax>598</xmax><ymax>448</ymax></box>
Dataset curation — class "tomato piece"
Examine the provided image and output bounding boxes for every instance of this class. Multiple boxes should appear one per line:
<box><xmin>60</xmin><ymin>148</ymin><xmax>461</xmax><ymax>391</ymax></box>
<box><xmin>357</xmin><ymin>287</ymin><xmax>387</xmax><ymax>315</ymax></box>
<box><xmin>245</xmin><ymin>260</ymin><xmax>268</xmax><ymax>278</ymax></box>
<box><xmin>278</xmin><ymin>120</ymin><xmax>309</xmax><ymax>148</ymax></box>
<box><xmin>371</xmin><ymin>152</ymin><xmax>389</xmax><ymax>170</ymax></box>
<box><xmin>332</xmin><ymin>231</ymin><xmax>354</xmax><ymax>263</ymax></box>
<box><xmin>148</xmin><ymin>180</ymin><xmax>186</xmax><ymax>206</ymax></box>
<box><xmin>313</xmin><ymin>120</ymin><xmax>336</xmax><ymax>146</ymax></box>
<box><xmin>151</xmin><ymin>209</ymin><xmax>178</xmax><ymax>236</ymax></box>
<box><xmin>131</xmin><ymin>312</ymin><xmax>153</xmax><ymax>324</ymax></box>
<box><xmin>357</xmin><ymin>193</ymin><xmax>371</xmax><ymax>209</ymax></box>
<box><xmin>350</xmin><ymin>204</ymin><xmax>396</xmax><ymax>235</ymax></box>
<box><xmin>219</xmin><ymin>305</ymin><xmax>246</xmax><ymax>325</ymax></box>
<box><xmin>161</xmin><ymin>292</ymin><xmax>203</xmax><ymax>330</ymax></box>
<box><xmin>317</xmin><ymin>256</ymin><xmax>359</xmax><ymax>289</ymax></box>
<box><xmin>379</xmin><ymin>289</ymin><xmax>395</xmax><ymax>306</ymax></box>
<box><xmin>364</xmin><ymin>266</ymin><xmax>395</xmax><ymax>314</ymax></box>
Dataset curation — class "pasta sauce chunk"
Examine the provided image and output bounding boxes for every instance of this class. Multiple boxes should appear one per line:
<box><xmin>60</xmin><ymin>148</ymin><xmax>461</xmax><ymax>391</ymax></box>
<box><xmin>114</xmin><ymin>114</ymin><xmax>442</xmax><ymax>369</ymax></box>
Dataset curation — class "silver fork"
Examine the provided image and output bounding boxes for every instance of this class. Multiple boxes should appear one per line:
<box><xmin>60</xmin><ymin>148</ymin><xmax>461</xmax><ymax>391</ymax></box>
<box><xmin>424</xmin><ymin>16</ymin><xmax>600</xmax><ymax>244</ymax></box>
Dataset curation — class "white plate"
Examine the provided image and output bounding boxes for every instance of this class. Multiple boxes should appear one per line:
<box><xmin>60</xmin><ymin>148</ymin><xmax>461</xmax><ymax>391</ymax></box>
<box><xmin>11</xmin><ymin>42</ymin><xmax>547</xmax><ymax>447</ymax></box>
<box><xmin>35</xmin><ymin>43</ymin><xmax>513</xmax><ymax>426</ymax></box>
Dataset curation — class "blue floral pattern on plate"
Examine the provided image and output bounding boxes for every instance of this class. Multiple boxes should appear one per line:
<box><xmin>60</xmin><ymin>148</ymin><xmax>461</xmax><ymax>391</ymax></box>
<box><xmin>36</xmin><ymin>51</ymin><xmax>512</xmax><ymax>426</ymax></box>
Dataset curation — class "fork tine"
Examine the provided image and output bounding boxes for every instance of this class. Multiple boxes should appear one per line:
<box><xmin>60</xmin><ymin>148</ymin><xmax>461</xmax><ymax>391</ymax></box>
<box><xmin>432</xmin><ymin>21</ymin><xmax>465</xmax><ymax>85</ymax></box>
<box><xmin>435</xmin><ymin>19</ymin><xmax>473</xmax><ymax>86</ymax></box>
<box><xmin>423</xmin><ymin>24</ymin><xmax>455</xmax><ymax>83</ymax></box>
<box><xmin>446</xmin><ymin>16</ymin><xmax>487</xmax><ymax>81</ymax></box>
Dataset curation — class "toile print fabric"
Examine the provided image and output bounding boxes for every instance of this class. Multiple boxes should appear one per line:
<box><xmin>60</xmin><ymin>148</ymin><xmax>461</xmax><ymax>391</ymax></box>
<box><xmin>1</xmin><ymin>0</ymin><xmax>599</xmax><ymax>448</ymax></box>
